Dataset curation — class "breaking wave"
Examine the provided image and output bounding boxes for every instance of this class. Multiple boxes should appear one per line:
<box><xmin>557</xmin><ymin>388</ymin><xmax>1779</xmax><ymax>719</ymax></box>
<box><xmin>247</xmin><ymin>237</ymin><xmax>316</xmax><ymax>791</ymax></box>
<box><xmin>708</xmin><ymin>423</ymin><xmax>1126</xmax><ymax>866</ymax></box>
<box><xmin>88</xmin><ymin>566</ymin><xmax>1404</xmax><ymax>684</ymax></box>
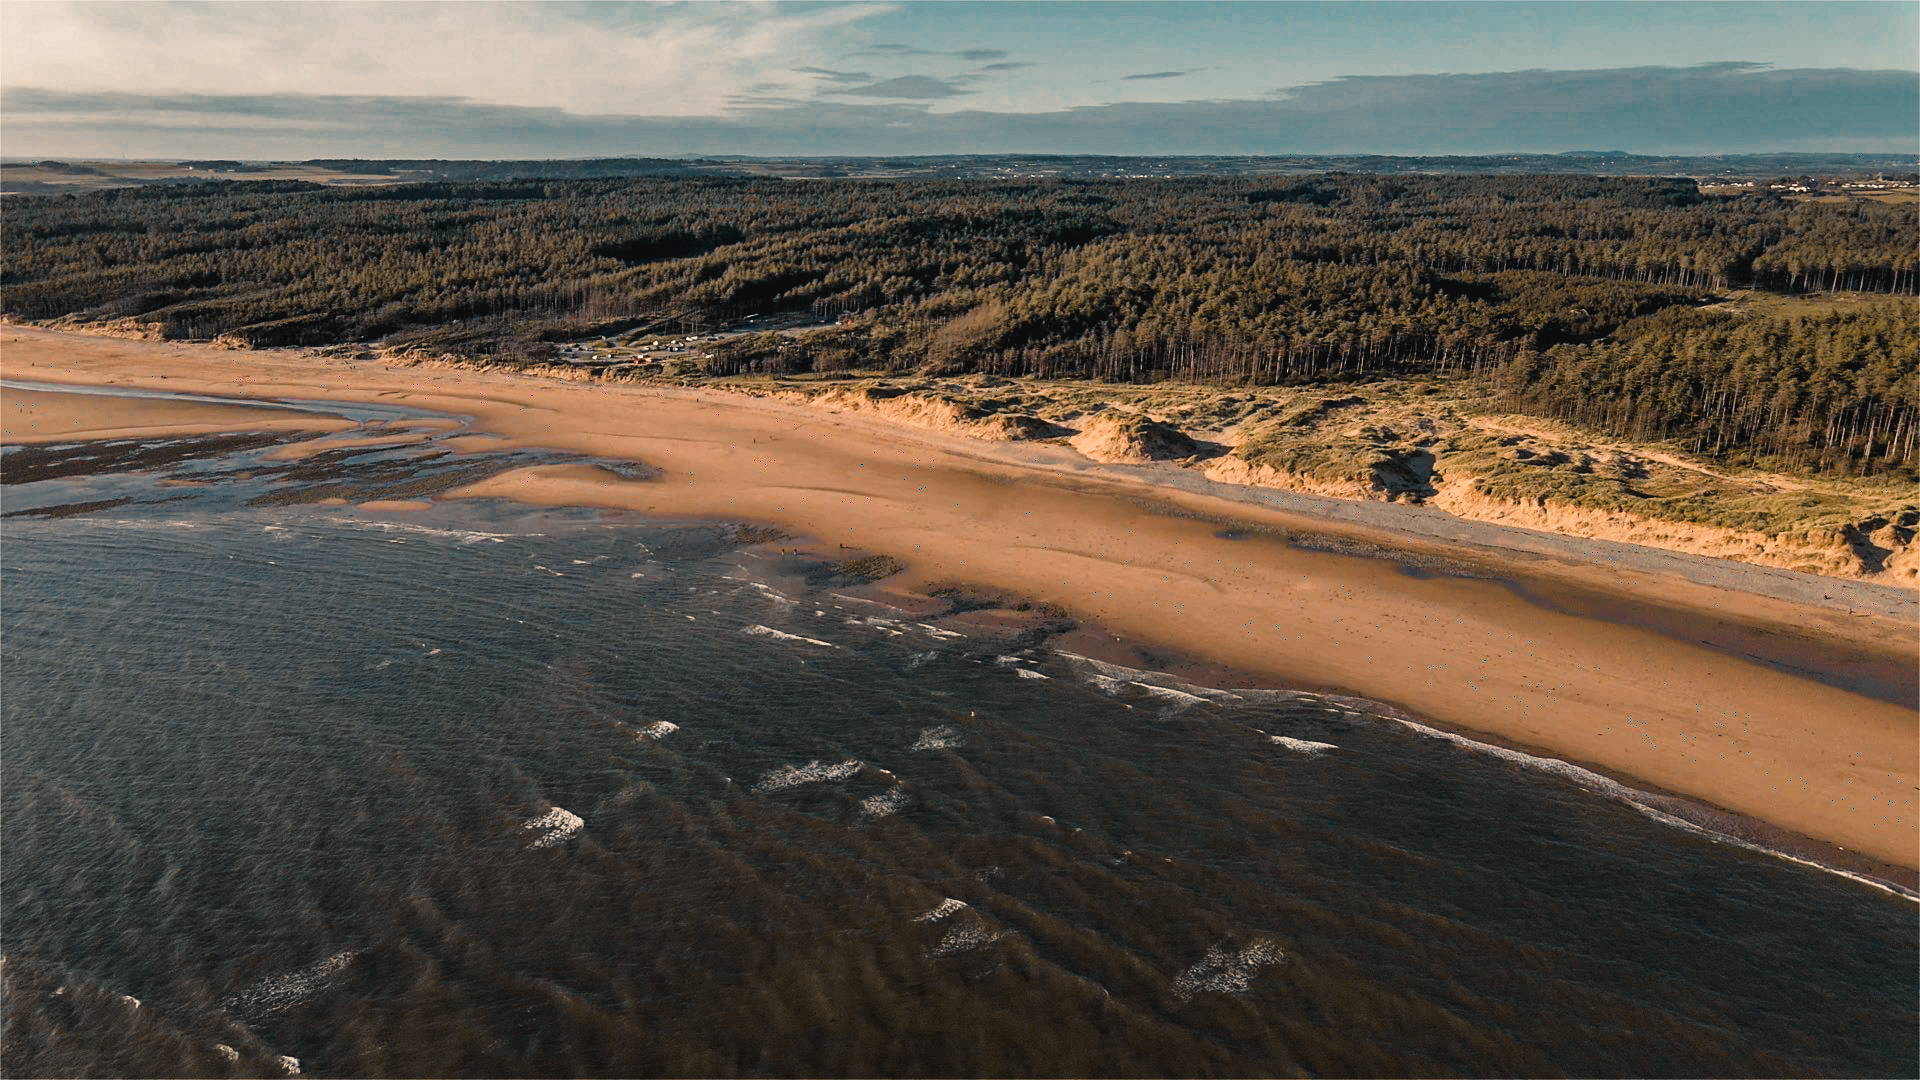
<box><xmin>1268</xmin><ymin>735</ymin><xmax>1338</xmax><ymax>755</ymax></box>
<box><xmin>858</xmin><ymin>788</ymin><xmax>910</xmax><ymax>821</ymax></box>
<box><xmin>917</xmin><ymin>898</ymin><xmax>968</xmax><ymax>922</ymax></box>
<box><xmin>1170</xmin><ymin>940</ymin><xmax>1284</xmax><ymax>1002</ymax></box>
<box><xmin>910</xmin><ymin>725</ymin><xmax>961</xmax><ymax>751</ymax></box>
<box><xmin>222</xmin><ymin>951</ymin><xmax>358</xmax><ymax>1016</ymax></box>
<box><xmin>522</xmin><ymin>806</ymin><xmax>584</xmax><ymax>849</ymax></box>
<box><xmin>754</xmin><ymin>759</ymin><xmax>864</xmax><ymax>793</ymax></box>
<box><xmin>743</xmin><ymin>625</ymin><xmax>837</xmax><ymax>648</ymax></box>
<box><xmin>339</xmin><ymin>520</ymin><xmax>522</xmax><ymax>544</ymax></box>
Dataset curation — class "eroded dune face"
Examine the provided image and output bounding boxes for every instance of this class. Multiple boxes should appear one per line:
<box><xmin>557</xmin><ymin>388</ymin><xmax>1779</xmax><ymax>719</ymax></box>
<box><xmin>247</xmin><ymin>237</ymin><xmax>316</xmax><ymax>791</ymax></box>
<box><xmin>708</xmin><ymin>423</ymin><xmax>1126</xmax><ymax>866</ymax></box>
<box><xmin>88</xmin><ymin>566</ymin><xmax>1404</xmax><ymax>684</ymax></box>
<box><xmin>803</xmin><ymin>386</ymin><xmax>1058</xmax><ymax>442</ymax></box>
<box><xmin>783</xmin><ymin>377</ymin><xmax>1920</xmax><ymax>587</ymax></box>
<box><xmin>1067</xmin><ymin>411</ymin><xmax>1199</xmax><ymax>464</ymax></box>
<box><xmin>1423</xmin><ymin>484</ymin><xmax>1920</xmax><ymax>583</ymax></box>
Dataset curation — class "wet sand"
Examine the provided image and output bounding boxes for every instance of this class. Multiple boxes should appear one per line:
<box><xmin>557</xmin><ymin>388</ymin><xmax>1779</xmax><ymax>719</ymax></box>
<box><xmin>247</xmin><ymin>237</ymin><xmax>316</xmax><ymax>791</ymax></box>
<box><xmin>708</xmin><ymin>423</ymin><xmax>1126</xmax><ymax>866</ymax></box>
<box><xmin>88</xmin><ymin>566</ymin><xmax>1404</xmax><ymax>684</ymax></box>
<box><xmin>2</xmin><ymin>384</ymin><xmax>354</xmax><ymax>444</ymax></box>
<box><xmin>260</xmin><ymin>427</ymin><xmax>448</xmax><ymax>461</ymax></box>
<box><xmin>3</xmin><ymin>326</ymin><xmax>1914</xmax><ymax>872</ymax></box>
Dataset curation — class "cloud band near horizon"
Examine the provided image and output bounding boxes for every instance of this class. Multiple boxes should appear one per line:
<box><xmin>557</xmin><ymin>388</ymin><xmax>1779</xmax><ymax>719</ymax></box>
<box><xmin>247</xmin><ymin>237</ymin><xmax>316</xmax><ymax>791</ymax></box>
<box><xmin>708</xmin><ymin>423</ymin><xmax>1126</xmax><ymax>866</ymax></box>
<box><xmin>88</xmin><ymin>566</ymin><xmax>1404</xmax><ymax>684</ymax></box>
<box><xmin>5</xmin><ymin>62</ymin><xmax>1916</xmax><ymax>159</ymax></box>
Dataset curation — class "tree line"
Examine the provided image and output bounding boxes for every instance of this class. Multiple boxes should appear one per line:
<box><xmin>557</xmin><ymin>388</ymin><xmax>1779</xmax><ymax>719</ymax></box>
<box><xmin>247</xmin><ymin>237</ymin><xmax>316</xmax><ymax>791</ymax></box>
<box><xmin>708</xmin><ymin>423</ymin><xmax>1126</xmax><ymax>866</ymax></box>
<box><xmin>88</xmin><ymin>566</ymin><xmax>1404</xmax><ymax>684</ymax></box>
<box><xmin>3</xmin><ymin>174</ymin><xmax>1913</xmax><ymax>472</ymax></box>
<box><xmin>1495</xmin><ymin>301</ymin><xmax>1918</xmax><ymax>474</ymax></box>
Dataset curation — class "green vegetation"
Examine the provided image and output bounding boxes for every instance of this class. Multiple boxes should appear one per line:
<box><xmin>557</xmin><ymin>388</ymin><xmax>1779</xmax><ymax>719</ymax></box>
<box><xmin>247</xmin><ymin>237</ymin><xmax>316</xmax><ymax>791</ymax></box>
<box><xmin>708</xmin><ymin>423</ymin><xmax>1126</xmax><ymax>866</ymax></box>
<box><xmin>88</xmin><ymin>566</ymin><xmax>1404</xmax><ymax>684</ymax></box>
<box><xmin>1497</xmin><ymin>298</ymin><xmax>1917</xmax><ymax>474</ymax></box>
<box><xmin>1234</xmin><ymin>431</ymin><xmax>1436</xmax><ymax>496</ymax></box>
<box><xmin>730</xmin><ymin>524</ymin><xmax>792</xmax><ymax>545</ymax></box>
<box><xmin>684</xmin><ymin>370</ymin><xmax>1913</xmax><ymax>552</ymax></box>
<box><xmin>4</xmin><ymin>174</ymin><xmax>1914</xmax><ymax>473</ymax></box>
<box><xmin>835</xmin><ymin>554</ymin><xmax>907</xmax><ymax>580</ymax></box>
<box><xmin>925</xmin><ymin>584</ymin><xmax>1072</xmax><ymax>621</ymax></box>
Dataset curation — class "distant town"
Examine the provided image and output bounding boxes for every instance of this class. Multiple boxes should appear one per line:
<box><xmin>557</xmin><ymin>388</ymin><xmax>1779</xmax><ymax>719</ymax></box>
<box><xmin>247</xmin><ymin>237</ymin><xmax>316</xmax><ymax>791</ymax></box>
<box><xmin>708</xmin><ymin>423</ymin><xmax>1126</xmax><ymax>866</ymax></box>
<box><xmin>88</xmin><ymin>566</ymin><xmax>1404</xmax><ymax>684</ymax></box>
<box><xmin>3</xmin><ymin>151</ymin><xmax>1916</xmax><ymax>197</ymax></box>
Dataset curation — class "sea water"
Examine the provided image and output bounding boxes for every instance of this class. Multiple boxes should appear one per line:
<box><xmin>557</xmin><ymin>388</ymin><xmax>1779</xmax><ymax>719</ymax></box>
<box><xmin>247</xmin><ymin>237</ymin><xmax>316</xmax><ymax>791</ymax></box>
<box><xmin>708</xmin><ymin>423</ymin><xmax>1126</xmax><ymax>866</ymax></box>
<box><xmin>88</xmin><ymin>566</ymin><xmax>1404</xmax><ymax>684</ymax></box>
<box><xmin>1</xmin><ymin>407</ymin><xmax>1914</xmax><ymax>1078</ymax></box>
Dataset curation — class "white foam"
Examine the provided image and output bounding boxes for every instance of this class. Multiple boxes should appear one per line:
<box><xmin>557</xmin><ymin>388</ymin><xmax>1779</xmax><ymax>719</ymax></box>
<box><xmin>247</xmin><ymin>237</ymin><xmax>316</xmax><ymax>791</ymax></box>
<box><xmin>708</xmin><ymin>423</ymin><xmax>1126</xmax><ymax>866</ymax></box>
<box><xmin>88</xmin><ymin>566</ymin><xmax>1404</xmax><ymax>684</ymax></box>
<box><xmin>1014</xmin><ymin>668</ymin><xmax>1051</xmax><ymax>680</ymax></box>
<box><xmin>1133</xmin><ymin>682</ymin><xmax>1209</xmax><ymax>705</ymax></box>
<box><xmin>275</xmin><ymin>1054</ymin><xmax>302</xmax><ymax>1075</ymax></box>
<box><xmin>1269</xmin><ymin>735</ymin><xmax>1339</xmax><ymax>756</ymax></box>
<box><xmin>522</xmin><ymin>806</ymin><xmax>584</xmax><ymax>848</ymax></box>
<box><xmin>119</xmin><ymin>994</ymin><xmax>141</xmax><ymax>1009</ymax></box>
<box><xmin>916</xmin><ymin>623</ymin><xmax>965</xmax><ymax>640</ymax></box>
<box><xmin>1171</xmin><ymin>940</ymin><xmax>1284</xmax><ymax>1002</ymax></box>
<box><xmin>754</xmin><ymin>759</ymin><xmax>863</xmax><ymax>793</ymax></box>
<box><xmin>917</xmin><ymin>898</ymin><xmax>969</xmax><ymax>921</ymax></box>
<box><xmin>1631</xmin><ymin>798</ymin><xmax>1918</xmax><ymax>901</ymax></box>
<box><xmin>1056</xmin><ymin>652</ymin><xmax>1241</xmax><ymax>706</ymax></box>
<box><xmin>933</xmin><ymin>921</ymin><xmax>1005</xmax><ymax>956</ymax></box>
<box><xmin>340</xmin><ymin>520</ymin><xmax>520</xmax><ymax>544</ymax></box>
<box><xmin>830</xmin><ymin>592</ymin><xmax>906</xmax><ymax>611</ymax></box>
<box><xmin>1056</xmin><ymin>652</ymin><xmax>1918</xmax><ymax>901</ymax></box>
<box><xmin>846</xmin><ymin>615</ymin><xmax>906</xmax><ymax>637</ymax></box>
<box><xmin>1397</xmin><ymin>717</ymin><xmax>1610</xmax><ymax>783</ymax></box>
<box><xmin>749</xmin><ymin>583</ymin><xmax>798</xmax><ymax>605</ymax></box>
<box><xmin>728</xmin><ymin>577</ymin><xmax>798</xmax><ymax>605</ymax></box>
<box><xmin>632</xmin><ymin>721</ymin><xmax>679</xmax><ymax>740</ymax></box>
<box><xmin>858</xmin><ymin>788</ymin><xmax>910</xmax><ymax>820</ymax></box>
<box><xmin>89</xmin><ymin>518</ymin><xmax>205</xmax><ymax>531</ymax></box>
<box><xmin>744</xmin><ymin>624</ymin><xmax>837</xmax><ymax>648</ymax></box>
<box><xmin>1392</xmin><ymin>716</ymin><xmax>1919</xmax><ymax>902</ymax></box>
<box><xmin>213</xmin><ymin>1045</ymin><xmax>240</xmax><ymax>1063</ymax></box>
<box><xmin>223</xmin><ymin>951</ymin><xmax>357</xmax><ymax>1015</ymax></box>
<box><xmin>911</xmin><ymin>725</ymin><xmax>961</xmax><ymax>751</ymax></box>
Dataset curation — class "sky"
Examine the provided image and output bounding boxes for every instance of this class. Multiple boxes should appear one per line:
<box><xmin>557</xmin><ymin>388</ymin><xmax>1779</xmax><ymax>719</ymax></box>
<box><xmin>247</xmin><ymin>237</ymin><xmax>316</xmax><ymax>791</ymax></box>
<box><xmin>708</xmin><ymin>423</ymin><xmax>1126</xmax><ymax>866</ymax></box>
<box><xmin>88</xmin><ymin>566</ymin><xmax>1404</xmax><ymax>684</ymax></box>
<box><xmin>2</xmin><ymin>1</ymin><xmax>1916</xmax><ymax>159</ymax></box>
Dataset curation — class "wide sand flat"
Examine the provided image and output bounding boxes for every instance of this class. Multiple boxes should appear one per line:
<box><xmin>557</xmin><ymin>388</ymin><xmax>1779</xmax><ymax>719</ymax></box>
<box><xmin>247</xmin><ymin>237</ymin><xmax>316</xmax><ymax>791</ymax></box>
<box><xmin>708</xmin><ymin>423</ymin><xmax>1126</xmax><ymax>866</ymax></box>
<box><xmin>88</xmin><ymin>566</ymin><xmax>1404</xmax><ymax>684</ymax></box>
<box><xmin>2</xmin><ymin>384</ymin><xmax>354</xmax><ymax>444</ymax></box>
<box><xmin>4</xmin><ymin>327</ymin><xmax>1915</xmax><ymax>872</ymax></box>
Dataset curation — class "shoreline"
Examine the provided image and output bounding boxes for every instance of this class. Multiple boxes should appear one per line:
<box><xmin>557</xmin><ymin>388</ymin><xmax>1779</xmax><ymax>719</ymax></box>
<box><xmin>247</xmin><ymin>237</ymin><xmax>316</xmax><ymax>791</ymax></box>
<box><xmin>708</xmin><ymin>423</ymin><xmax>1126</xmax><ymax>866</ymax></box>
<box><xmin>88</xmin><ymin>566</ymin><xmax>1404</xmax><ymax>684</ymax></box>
<box><xmin>3</xmin><ymin>326</ymin><xmax>1915</xmax><ymax>875</ymax></box>
<box><xmin>840</xmin><ymin>570</ymin><xmax>1920</xmax><ymax>898</ymax></box>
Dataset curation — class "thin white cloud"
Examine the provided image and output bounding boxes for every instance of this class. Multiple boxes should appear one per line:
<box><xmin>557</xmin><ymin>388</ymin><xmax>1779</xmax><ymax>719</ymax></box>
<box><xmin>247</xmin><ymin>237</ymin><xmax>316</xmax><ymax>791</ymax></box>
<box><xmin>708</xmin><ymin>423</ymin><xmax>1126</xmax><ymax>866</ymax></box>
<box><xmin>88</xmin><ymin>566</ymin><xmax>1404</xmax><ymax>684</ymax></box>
<box><xmin>850</xmin><ymin>42</ymin><xmax>1007</xmax><ymax>61</ymax></box>
<box><xmin>835</xmin><ymin>75</ymin><xmax>972</xmax><ymax>99</ymax></box>
<box><xmin>8</xmin><ymin>63</ymin><xmax>1911</xmax><ymax>159</ymax></box>
<box><xmin>0</xmin><ymin>1</ymin><xmax>895</xmax><ymax>117</ymax></box>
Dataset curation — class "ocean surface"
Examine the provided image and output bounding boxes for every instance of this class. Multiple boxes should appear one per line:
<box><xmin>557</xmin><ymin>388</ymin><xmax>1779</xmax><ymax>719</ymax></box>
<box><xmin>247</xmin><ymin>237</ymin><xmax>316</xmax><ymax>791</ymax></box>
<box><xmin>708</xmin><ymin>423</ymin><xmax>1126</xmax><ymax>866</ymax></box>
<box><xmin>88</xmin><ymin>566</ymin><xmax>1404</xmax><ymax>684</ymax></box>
<box><xmin>2</xmin><ymin>392</ymin><xmax>1915</xmax><ymax>1079</ymax></box>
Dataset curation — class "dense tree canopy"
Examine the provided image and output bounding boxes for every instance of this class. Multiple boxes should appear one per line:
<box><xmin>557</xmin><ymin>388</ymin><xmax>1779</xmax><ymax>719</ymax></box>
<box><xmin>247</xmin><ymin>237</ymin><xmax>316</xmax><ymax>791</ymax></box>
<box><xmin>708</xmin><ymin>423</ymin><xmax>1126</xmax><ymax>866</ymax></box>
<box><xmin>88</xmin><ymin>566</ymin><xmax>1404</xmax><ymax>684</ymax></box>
<box><xmin>1498</xmin><ymin>302</ymin><xmax>1918</xmax><ymax>473</ymax></box>
<box><xmin>3</xmin><ymin>174</ymin><xmax>1913</xmax><ymax>472</ymax></box>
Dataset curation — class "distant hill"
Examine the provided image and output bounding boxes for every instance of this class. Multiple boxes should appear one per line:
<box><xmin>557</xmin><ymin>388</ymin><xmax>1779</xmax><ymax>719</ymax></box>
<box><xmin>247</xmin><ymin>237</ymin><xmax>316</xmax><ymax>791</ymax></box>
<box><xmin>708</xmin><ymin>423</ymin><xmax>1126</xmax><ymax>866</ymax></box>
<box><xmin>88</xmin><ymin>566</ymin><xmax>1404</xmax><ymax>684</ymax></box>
<box><xmin>677</xmin><ymin>151</ymin><xmax>1917</xmax><ymax>180</ymax></box>
<box><xmin>6</xmin><ymin>151</ymin><xmax>1914</xmax><ymax>197</ymax></box>
<box><xmin>297</xmin><ymin>158</ymin><xmax>718</xmax><ymax>181</ymax></box>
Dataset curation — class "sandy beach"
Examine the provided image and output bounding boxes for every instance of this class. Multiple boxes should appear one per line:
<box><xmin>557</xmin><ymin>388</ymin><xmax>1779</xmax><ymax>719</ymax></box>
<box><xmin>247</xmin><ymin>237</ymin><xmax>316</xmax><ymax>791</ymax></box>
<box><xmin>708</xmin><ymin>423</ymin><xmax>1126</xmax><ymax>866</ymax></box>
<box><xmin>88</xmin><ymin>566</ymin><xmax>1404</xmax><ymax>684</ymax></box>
<box><xmin>3</xmin><ymin>326</ymin><xmax>1915</xmax><ymax>875</ymax></box>
<box><xmin>2</xmin><ymin>383</ymin><xmax>356</xmax><ymax>444</ymax></box>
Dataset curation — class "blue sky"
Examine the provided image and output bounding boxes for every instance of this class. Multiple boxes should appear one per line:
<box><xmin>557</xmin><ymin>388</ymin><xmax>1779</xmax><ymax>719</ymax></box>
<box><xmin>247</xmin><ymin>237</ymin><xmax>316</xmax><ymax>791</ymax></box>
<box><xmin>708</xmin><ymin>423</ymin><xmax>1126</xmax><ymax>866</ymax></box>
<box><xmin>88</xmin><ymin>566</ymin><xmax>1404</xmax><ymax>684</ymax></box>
<box><xmin>2</xmin><ymin>1</ymin><xmax>1915</xmax><ymax>158</ymax></box>
<box><xmin>840</xmin><ymin>1</ymin><xmax>1918</xmax><ymax>111</ymax></box>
